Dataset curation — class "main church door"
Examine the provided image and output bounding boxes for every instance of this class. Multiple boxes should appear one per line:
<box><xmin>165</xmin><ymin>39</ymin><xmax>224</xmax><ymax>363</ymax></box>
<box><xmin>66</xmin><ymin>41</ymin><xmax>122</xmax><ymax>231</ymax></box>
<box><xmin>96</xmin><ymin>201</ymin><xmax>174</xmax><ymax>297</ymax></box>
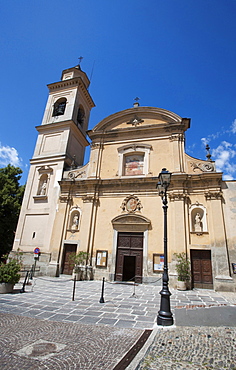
<box><xmin>115</xmin><ymin>232</ymin><xmax>143</xmax><ymax>283</ymax></box>
<box><xmin>191</xmin><ymin>249</ymin><xmax>213</xmax><ymax>289</ymax></box>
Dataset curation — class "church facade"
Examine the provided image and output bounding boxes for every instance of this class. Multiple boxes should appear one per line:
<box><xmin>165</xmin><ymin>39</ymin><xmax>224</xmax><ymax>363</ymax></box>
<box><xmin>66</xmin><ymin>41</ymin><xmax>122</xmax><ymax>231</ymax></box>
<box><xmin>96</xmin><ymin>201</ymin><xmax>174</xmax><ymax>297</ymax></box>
<box><xmin>13</xmin><ymin>65</ymin><xmax>236</xmax><ymax>291</ymax></box>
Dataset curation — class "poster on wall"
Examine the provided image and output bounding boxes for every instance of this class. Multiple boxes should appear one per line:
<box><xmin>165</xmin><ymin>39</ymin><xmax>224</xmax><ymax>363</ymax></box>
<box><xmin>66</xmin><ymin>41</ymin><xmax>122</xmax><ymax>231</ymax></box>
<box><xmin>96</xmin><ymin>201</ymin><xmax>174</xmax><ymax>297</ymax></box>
<box><xmin>153</xmin><ymin>254</ymin><xmax>164</xmax><ymax>272</ymax></box>
<box><xmin>96</xmin><ymin>250</ymin><xmax>108</xmax><ymax>267</ymax></box>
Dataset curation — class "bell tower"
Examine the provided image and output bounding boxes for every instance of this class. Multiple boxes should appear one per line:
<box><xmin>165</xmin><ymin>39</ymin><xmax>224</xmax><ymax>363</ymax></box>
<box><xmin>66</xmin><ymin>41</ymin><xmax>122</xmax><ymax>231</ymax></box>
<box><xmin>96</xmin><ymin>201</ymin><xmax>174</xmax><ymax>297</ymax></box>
<box><xmin>12</xmin><ymin>65</ymin><xmax>95</xmax><ymax>275</ymax></box>
<box><xmin>38</xmin><ymin>64</ymin><xmax>95</xmax><ymax>168</ymax></box>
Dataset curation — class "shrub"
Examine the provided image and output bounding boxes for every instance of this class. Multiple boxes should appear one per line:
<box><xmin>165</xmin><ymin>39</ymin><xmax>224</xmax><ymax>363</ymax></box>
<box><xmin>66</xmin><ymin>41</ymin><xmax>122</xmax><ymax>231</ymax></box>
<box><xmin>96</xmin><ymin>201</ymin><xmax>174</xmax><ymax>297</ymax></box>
<box><xmin>0</xmin><ymin>259</ymin><xmax>21</xmax><ymax>285</ymax></box>
<box><xmin>0</xmin><ymin>249</ymin><xmax>22</xmax><ymax>285</ymax></box>
<box><xmin>174</xmin><ymin>252</ymin><xmax>191</xmax><ymax>281</ymax></box>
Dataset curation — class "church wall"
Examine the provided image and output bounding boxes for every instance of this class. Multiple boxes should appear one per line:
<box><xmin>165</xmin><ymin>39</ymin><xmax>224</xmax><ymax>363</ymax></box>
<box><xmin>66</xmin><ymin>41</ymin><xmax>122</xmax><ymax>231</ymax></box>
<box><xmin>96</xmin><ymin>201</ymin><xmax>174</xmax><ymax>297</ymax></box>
<box><xmin>99</xmin><ymin>137</ymin><xmax>174</xmax><ymax>180</ymax></box>
<box><xmin>33</xmin><ymin>127</ymin><xmax>70</xmax><ymax>158</ymax></box>
<box><xmin>222</xmin><ymin>181</ymin><xmax>236</xmax><ymax>284</ymax></box>
<box><xmin>12</xmin><ymin>158</ymin><xmax>63</xmax><ymax>275</ymax></box>
<box><xmin>90</xmin><ymin>193</ymin><xmax>185</xmax><ymax>281</ymax></box>
<box><xmin>67</xmin><ymin>134</ymin><xmax>85</xmax><ymax>165</ymax></box>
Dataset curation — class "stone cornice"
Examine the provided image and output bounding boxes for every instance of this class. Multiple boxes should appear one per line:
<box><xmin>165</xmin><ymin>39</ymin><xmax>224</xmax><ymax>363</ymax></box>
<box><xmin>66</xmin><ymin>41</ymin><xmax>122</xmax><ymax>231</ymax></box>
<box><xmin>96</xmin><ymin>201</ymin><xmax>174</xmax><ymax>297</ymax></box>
<box><xmin>47</xmin><ymin>78</ymin><xmax>95</xmax><ymax>108</ymax></box>
<box><xmin>88</xmin><ymin>124</ymin><xmax>186</xmax><ymax>143</ymax></box>
<box><xmin>205</xmin><ymin>191</ymin><xmax>223</xmax><ymax>200</ymax></box>
<box><xmin>35</xmin><ymin>120</ymin><xmax>89</xmax><ymax>147</ymax></box>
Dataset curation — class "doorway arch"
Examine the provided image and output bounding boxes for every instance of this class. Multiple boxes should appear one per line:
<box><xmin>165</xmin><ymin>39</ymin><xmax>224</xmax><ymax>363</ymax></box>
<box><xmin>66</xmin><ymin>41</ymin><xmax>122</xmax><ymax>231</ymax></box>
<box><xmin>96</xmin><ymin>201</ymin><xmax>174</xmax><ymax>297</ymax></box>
<box><xmin>112</xmin><ymin>214</ymin><xmax>151</xmax><ymax>283</ymax></box>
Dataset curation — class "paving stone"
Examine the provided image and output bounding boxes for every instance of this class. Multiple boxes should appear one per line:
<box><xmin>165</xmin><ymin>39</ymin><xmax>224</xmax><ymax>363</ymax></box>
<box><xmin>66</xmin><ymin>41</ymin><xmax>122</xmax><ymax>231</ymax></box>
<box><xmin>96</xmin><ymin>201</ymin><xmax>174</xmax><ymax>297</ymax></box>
<box><xmin>79</xmin><ymin>316</ymin><xmax>100</xmax><ymax>324</ymax></box>
<box><xmin>9</xmin><ymin>307</ymin><xmax>30</xmax><ymax>314</ymax></box>
<box><xmin>135</xmin><ymin>315</ymin><xmax>155</xmax><ymax>322</ymax></box>
<box><xmin>41</xmin><ymin>306</ymin><xmax>57</xmax><ymax>312</ymax></box>
<box><xmin>115</xmin><ymin>319</ymin><xmax>136</xmax><ymax>328</ymax></box>
<box><xmin>100</xmin><ymin>312</ymin><xmax>118</xmax><ymax>319</ymax></box>
<box><xmin>98</xmin><ymin>318</ymin><xmax>118</xmax><ymax>326</ymax></box>
<box><xmin>64</xmin><ymin>314</ymin><xmax>84</xmax><ymax>322</ymax></box>
<box><xmin>23</xmin><ymin>309</ymin><xmax>42</xmax><ymax>317</ymax></box>
<box><xmin>83</xmin><ymin>310</ymin><xmax>103</xmax><ymax>317</ymax></box>
<box><xmin>49</xmin><ymin>313</ymin><xmax>70</xmax><ymax>321</ymax></box>
<box><xmin>36</xmin><ymin>311</ymin><xmax>55</xmax><ymax>319</ymax></box>
<box><xmin>131</xmin><ymin>310</ymin><xmax>146</xmax><ymax>315</ymax></box>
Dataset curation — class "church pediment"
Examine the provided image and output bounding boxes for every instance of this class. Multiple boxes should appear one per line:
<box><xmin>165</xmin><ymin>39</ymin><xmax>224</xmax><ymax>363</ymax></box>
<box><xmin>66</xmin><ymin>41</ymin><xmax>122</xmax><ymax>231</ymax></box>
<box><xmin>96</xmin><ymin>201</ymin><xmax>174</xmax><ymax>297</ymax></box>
<box><xmin>89</xmin><ymin>107</ymin><xmax>187</xmax><ymax>134</ymax></box>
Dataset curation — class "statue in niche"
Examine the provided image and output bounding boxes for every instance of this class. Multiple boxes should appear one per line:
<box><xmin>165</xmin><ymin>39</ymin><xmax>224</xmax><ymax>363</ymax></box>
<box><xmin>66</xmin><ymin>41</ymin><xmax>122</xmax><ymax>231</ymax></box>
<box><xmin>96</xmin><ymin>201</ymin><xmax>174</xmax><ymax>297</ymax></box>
<box><xmin>39</xmin><ymin>179</ymin><xmax>47</xmax><ymax>195</ymax></box>
<box><xmin>71</xmin><ymin>214</ymin><xmax>79</xmax><ymax>230</ymax></box>
<box><xmin>194</xmin><ymin>212</ymin><xmax>202</xmax><ymax>232</ymax></box>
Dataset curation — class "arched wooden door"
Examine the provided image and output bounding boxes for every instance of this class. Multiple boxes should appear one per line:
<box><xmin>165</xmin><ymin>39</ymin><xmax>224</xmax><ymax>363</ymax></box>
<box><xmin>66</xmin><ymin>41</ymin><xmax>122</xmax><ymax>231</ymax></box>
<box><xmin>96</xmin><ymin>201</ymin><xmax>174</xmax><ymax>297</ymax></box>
<box><xmin>115</xmin><ymin>232</ymin><xmax>143</xmax><ymax>283</ymax></box>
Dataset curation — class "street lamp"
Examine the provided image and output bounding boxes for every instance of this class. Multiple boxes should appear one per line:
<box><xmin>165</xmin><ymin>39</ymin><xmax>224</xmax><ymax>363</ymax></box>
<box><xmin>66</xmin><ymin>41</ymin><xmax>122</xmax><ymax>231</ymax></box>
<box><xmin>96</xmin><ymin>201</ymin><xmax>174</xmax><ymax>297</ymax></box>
<box><xmin>157</xmin><ymin>168</ymin><xmax>174</xmax><ymax>326</ymax></box>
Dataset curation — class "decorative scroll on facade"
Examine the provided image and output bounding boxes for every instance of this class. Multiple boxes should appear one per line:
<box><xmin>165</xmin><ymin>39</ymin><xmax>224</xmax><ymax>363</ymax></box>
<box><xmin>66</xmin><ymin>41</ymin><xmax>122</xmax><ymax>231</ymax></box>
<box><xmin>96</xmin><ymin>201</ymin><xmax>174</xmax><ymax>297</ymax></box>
<box><xmin>191</xmin><ymin>161</ymin><xmax>215</xmax><ymax>172</ymax></box>
<box><xmin>68</xmin><ymin>170</ymin><xmax>87</xmax><ymax>180</ymax></box>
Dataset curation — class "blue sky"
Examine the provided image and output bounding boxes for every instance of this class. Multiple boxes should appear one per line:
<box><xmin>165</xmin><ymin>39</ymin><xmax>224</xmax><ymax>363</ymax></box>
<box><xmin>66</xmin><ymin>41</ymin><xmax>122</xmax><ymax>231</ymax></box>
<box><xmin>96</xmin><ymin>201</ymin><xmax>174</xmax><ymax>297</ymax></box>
<box><xmin>0</xmin><ymin>0</ymin><xmax>236</xmax><ymax>183</ymax></box>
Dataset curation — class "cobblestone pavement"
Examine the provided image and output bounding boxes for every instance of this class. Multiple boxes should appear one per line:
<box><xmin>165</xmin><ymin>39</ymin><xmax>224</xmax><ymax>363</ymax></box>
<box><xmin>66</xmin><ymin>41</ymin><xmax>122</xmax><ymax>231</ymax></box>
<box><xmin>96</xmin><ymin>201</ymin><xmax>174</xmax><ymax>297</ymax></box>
<box><xmin>0</xmin><ymin>312</ymin><xmax>142</xmax><ymax>369</ymax></box>
<box><xmin>136</xmin><ymin>326</ymin><xmax>236</xmax><ymax>370</ymax></box>
<box><xmin>0</xmin><ymin>277</ymin><xmax>236</xmax><ymax>369</ymax></box>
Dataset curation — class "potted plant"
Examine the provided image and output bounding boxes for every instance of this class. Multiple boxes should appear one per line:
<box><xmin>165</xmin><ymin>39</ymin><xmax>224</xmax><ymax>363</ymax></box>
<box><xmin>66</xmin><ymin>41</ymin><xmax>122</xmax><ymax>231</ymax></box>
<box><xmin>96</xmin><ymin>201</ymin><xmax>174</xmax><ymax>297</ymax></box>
<box><xmin>0</xmin><ymin>251</ymin><xmax>22</xmax><ymax>293</ymax></box>
<box><xmin>174</xmin><ymin>252</ymin><xmax>191</xmax><ymax>290</ymax></box>
<box><xmin>69</xmin><ymin>251</ymin><xmax>90</xmax><ymax>281</ymax></box>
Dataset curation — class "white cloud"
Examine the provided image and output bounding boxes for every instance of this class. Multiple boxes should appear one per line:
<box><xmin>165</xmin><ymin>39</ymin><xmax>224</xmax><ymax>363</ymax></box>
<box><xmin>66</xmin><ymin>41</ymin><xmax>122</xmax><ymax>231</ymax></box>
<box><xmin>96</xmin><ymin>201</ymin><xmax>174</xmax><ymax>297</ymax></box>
<box><xmin>0</xmin><ymin>143</ymin><xmax>22</xmax><ymax>167</ymax></box>
<box><xmin>201</xmin><ymin>137</ymin><xmax>209</xmax><ymax>146</ymax></box>
<box><xmin>212</xmin><ymin>141</ymin><xmax>236</xmax><ymax>180</ymax></box>
<box><xmin>231</xmin><ymin>119</ymin><xmax>236</xmax><ymax>134</ymax></box>
<box><xmin>201</xmin><ymin>118</ymin><xmax>236</xmax><ymax>147</ymax></box>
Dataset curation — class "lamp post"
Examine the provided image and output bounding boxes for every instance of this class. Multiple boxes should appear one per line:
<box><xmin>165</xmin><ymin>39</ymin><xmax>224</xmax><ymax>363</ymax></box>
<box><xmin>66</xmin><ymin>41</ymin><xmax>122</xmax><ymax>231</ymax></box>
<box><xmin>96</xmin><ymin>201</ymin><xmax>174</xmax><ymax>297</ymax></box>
<box><xmin>157</xmin><ymin>168</ymin><xmax>173</xmax><ymax>326</ymax></box>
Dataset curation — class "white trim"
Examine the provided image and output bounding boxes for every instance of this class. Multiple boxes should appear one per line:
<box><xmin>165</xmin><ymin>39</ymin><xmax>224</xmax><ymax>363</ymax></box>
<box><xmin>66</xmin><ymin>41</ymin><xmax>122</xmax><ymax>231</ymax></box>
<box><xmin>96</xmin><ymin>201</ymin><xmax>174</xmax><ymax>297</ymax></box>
<box><xmin>143</xmin><ymin>230</ymin><xmax>148</xmax><ymax>276</ymax></box>
<box><xmin>111</xmin><ymin>230</ymin><xmax>118</xmax><ymax>276</ymax></box>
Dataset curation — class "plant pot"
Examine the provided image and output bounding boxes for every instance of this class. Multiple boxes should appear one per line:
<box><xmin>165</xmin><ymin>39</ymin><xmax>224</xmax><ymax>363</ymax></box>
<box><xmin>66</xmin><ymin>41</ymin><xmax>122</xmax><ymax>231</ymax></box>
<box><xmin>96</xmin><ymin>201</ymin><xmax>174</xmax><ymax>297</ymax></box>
<box><xmin>0</xmin><ymin>283</ymin><xmax>14</xmax><ymax>294</ymax></box>
<box><xmin>84</xmin><ymin>266</ymin><xmax>93</xmax><ymax>280</ymax></box>
<box><xmin>72</xmin><ymin>270</ymin><xmax>82</xmax><ymax>281</ymax></box>
<box><xmin>177</xmin><ymin>280</ymin><xmax>187</xmax><ymax>291</ymax></box>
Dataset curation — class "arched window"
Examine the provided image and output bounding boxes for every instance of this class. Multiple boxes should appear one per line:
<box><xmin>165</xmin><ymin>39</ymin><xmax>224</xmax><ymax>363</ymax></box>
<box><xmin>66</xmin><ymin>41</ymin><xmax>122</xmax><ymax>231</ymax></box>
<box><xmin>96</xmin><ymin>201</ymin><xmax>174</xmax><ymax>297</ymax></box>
<box><xmin>52</xmin><ymin>98</ymin><xmax>67</xmax><ymax>117</ymax></box>
<box><xmin>77</xmin><ymin>105</ymin><xmax>85</xmax><ymax>126</ymax></box>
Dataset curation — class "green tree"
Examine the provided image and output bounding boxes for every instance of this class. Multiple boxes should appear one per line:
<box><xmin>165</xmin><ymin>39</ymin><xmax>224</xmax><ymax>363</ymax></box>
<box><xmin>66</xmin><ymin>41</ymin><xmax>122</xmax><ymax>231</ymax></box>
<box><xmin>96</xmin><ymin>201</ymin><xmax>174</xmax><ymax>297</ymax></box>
<box><xmin>0</xmin><ymin>165</ymin><xmax>25</xmax><ymax>259</ymax></box>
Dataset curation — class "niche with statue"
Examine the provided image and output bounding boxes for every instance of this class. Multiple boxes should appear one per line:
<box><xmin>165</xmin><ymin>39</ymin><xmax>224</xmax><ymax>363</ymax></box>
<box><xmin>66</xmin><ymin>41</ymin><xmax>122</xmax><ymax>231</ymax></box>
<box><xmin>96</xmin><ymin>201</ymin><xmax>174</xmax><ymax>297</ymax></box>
<box><xmin>34</xmin><ymin>166</ymin><xmax>53</xmax><ymax>201</ymax></box>
<box><xmin>190</xmin><ymin>203</ymin><xmax>208</xmax><ymax>234</ymax></box>
<box><xmin>69</xmin><ymin>207</ymin><xmax>81</xmax><ymax>232</ymax></box>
